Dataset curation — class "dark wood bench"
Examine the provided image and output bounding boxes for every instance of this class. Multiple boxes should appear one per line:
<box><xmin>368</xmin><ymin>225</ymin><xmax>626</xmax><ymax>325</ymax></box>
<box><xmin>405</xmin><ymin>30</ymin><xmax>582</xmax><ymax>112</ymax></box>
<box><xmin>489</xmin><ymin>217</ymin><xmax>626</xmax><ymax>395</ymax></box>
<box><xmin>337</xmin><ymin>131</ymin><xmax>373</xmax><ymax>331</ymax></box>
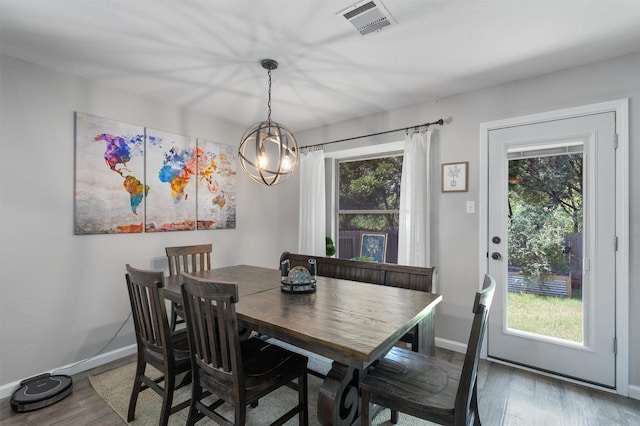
<box><xmin>280</xmin><ymin>251</ymin><xmax>437</xmax><ymax>353</ymax></box>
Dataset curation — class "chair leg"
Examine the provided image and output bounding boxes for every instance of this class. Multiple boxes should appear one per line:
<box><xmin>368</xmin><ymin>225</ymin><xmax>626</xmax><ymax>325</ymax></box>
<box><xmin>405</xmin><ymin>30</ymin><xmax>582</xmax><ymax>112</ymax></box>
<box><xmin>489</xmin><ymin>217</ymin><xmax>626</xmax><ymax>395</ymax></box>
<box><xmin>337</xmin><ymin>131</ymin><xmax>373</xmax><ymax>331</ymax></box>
<box><xmin>186</xmin><ymin>381</ymin><xmax>202</xmax><ymax>426</ymax></box>
<box><xmin>471</xmin><ymin>380</ymin><xmax>481</xmax><ymax>426</ymax></box>
<box><xmin>235</xmin><ymin>403</ymin><xmax>247</xmax><ymax>425</ymax></box>
<box><xmin>299</xmin><ymin>373</ymin><xmax>309</xmax><ymax>426</ymax></box>
<box><xmin>170</xmin><ymin>303</ymin><xmax>179</xmax><ymax>331</ymax></box>
<box><xmin>159</xmin><ymin>373</ymin><xmax>175</xmax><ymax>426</ymax></box>
<box><xmin>175</xmin><ymin>370</ymin><xmax>192</xmax><ymax>389</ymax></box>
<box><xmin>474</xmin><ymin>414</ymin><xmax>482</xmax><ymax>426</ymax></box>
<box><xmin>127</xmin><ymin>359</ymin><xmax>145</xmax><ymax>421</ymax></box>
<box><xmin>360</xmin><ymin>388</ymin><xmax>371</xmax><ymax>426</ymax></box>
<box><xmin>391</xmin><ymin>409</ymin><xmax>399</xmax><ymax>424</ymax></box>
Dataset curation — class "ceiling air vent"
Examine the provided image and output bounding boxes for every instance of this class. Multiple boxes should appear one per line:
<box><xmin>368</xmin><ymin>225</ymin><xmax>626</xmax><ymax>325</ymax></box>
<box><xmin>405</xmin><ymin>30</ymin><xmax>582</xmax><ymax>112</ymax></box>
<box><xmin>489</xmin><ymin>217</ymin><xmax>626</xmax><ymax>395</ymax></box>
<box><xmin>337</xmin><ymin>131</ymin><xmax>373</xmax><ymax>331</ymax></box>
<box><xmin>339</xmin><ymin>0</ymin><xmax>396</xmax><ymax>36</ymax></box>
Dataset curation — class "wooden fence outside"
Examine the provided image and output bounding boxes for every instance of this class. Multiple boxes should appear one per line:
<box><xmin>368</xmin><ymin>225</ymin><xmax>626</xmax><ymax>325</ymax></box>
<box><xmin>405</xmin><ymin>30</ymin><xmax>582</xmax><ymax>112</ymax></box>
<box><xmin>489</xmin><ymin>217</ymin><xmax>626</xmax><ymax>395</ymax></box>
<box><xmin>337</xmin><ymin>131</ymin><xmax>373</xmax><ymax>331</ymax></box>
<box><xmin>508</xmin><ymin>273</ymin><xmax>572</xmax><ymax>298</ymax></box>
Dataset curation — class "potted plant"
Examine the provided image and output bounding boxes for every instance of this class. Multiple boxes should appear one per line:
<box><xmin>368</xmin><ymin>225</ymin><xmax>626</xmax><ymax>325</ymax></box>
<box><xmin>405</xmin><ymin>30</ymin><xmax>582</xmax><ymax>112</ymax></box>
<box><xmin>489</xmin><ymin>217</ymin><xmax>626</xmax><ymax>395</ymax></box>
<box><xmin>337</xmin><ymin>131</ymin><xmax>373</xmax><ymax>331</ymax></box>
<box><xmin>326</xmin><ymin>237</ymin><xmax>336</xmax><ymax>257</ymax></box>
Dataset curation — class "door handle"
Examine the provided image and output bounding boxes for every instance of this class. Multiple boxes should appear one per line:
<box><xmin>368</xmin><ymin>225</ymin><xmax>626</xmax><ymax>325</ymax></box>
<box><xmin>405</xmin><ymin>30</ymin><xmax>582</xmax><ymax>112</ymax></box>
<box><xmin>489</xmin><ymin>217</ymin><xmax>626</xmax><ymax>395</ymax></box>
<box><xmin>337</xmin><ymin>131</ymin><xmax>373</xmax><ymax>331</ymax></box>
<box><xmin>491</xmin><ymin>252</ymin><xmax>502</xmax><ymax>260</ymax></box>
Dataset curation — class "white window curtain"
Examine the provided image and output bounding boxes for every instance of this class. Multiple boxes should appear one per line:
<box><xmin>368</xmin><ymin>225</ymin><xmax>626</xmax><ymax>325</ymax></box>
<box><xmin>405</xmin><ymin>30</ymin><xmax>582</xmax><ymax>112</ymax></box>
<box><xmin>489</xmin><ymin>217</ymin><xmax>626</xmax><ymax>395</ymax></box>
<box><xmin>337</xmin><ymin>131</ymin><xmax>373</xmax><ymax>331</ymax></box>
<box><xmin>298</xmin><ymin>149</ymin><xmax>326</xmax><ymax>256</ymax></box>
<box><xmin>397</xmin><ymin>130</ymin><xmax>432</xmax><ymax>267</ymax></box>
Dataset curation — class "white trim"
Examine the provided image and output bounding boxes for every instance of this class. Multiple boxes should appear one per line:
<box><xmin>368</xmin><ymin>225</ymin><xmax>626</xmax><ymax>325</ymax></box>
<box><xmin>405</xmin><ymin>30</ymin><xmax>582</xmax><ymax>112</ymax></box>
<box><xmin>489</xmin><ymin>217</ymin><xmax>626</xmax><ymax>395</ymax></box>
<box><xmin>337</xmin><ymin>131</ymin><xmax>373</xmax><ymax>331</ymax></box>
<box><xmin>0</xmin><ymin>344</ymin><xmax>136</xmax><ymax>399</ymax></box>
<box><xmin>488</xmin><ymin>356</ymin><xmax>621</xmax><ymax>395</ymax></box>
<box><xmin>435</xmin><ymin>337</ymin><xmax>467</xmax><ymax>354</ymax></box>
<box><xmin>613</xmin><ymin>99</ymin><xmax>630</xmax><ymax>397</ymax></box>
<box><xmin>325</xmin><ymin>139</ymin><xmax>406</xmax><ymax>258</ymax></box>
<box><xmin>629</xmin><ymin>385</ymin><xmax>640</xmax><ymax>401</ymax></box>
<box><xmin>323</xmin><ymin>140</ymin><xmax>405</xmax><ymax>160</ymax></box>
<box><xmin>479</xmin><ymin>99</ymin><xmax>629</xmax><ymax>396</ymax></box>
<box><xmin>436</xmin><ymin>337</ymin><xmax>495</xmax><ymax>363</ymax></box>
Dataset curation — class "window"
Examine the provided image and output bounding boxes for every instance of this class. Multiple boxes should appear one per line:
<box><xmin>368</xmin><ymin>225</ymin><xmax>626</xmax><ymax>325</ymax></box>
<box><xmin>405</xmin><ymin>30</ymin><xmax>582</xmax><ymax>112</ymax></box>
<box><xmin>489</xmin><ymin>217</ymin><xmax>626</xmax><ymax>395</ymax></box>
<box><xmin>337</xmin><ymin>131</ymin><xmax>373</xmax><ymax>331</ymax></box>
<box><xmin>337</xmin><ymin>154</ymin><xmax>403</xmax><ymax>263</ymax></box>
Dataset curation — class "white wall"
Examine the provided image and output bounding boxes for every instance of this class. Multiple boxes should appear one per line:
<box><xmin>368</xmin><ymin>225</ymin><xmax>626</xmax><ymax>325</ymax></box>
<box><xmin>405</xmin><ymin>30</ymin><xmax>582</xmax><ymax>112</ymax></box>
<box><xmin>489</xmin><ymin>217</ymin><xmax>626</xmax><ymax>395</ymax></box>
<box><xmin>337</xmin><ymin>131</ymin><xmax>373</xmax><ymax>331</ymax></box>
<box><xmin>293</xmin><ymin>52</ymin><xmax>640</xmax><ymax>391</ymax></box>
<box><xmin>0</xmin><ymin>54</ymin><xmax>292</xmax><ymax>390</ymax></box>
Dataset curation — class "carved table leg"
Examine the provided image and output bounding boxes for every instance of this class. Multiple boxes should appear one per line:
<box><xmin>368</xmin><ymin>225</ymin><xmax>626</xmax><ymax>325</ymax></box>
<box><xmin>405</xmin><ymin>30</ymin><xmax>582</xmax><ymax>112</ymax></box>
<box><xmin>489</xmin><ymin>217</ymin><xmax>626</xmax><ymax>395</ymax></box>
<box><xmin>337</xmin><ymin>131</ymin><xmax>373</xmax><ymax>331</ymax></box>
<box><xmin>317</xmin><ymin>362</ymin><xmax>360</xmax><ymax>426</ymax></box>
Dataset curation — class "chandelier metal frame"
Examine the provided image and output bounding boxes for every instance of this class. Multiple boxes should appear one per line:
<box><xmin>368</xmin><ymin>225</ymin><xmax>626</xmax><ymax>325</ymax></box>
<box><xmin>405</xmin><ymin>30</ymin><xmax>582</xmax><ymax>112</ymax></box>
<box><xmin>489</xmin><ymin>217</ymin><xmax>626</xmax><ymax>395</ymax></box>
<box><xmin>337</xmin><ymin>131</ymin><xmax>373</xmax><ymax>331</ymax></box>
<box><xmin>238</xmin><ymin>59</ymin><xmax>299</xmax><ymax>186</ymax></box>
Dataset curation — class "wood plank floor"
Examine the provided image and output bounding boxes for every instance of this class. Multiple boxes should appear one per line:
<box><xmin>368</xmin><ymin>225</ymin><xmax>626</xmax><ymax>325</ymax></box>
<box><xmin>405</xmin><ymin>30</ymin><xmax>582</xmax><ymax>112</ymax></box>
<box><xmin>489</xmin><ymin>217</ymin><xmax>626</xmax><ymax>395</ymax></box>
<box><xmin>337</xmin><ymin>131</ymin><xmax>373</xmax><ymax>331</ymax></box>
<box><xmin>1</xmin><ymin>349</ymin><xmax>638</xmax><ymax>425</ymax></box>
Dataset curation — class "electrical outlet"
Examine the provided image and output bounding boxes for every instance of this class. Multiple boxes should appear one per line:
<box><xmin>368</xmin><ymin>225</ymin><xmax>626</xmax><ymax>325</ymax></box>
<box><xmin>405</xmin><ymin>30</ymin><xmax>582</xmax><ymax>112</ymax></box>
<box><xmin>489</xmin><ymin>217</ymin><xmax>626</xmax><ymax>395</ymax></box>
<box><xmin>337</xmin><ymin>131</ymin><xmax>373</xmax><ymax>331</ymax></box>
<box><xmin>466</xmin><ymin>201</ymin><xmax>475</xmax><ymax>214</ymax></box>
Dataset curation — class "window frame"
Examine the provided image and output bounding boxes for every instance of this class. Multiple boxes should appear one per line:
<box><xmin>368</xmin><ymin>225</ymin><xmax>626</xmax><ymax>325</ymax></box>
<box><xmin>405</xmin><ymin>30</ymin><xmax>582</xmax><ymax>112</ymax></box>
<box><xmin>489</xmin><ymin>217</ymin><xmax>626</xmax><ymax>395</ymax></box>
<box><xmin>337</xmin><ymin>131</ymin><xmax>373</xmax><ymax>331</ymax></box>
<box><xmin>334</xmin><ymin>150</ymin><xmax>404</xmax><ymax>261</ymax></box>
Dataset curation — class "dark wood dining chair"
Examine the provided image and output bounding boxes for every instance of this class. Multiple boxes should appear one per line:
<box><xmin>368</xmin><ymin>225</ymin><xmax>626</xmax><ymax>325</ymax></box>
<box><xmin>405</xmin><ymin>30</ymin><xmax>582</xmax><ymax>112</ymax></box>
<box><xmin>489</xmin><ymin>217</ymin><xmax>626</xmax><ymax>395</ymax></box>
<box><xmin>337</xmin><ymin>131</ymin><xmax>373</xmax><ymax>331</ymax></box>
<box><xmin>165</xmin><ymin>244</ymin><xmax>212</xmax><ymax>330</ymax></box>
<box><xmin>180</xmin><ymin>272</ymin><xmax>309</xmax><ymax>426</ymax></box>
<box><xmin>361</xmin><ymin>274</ymin><xmax>496</xmax><ymax>426</ymax></box>
<box><xmin>124</xmin><ymin>264</ymin><xmax>192</xmax><ymax>426</ymax></box>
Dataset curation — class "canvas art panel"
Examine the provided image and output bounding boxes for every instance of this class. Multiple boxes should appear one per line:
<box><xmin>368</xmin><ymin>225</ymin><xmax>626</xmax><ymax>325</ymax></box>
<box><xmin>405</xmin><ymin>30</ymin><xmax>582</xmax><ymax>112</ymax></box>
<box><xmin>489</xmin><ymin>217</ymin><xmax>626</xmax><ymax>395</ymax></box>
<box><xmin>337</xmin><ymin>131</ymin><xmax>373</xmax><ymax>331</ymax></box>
<box><xmin>74</xmin><ymin>112</ymin><xmax>146</xmax><ymax>234</ymax></box>
<box><xmin>196</xmin><ymin>139</ymin><xmax>237</xmax><ymax>229</ymax></box>
<box><xmin>145</xmin><ymin>129</ymin><xmax>197</xmax><ymax>232</ymax></box>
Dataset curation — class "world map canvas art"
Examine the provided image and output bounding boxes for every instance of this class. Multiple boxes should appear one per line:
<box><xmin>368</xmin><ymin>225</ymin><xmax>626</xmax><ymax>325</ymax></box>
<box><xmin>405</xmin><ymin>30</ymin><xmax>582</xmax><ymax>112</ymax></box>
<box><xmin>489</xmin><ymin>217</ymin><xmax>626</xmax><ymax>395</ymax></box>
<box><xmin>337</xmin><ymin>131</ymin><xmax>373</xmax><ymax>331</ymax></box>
<box><xmin>75</xmin><ymin>113</ymin><xmax>147</xmax><ymax>234</ymax></box>
<box><xmin>196</xmin><ymin>138</ymin><xmax>237</xmax><ymax>230</ymax></box>
<box><xmin>145</xmin><ymin>129</ymin><xmax>198</xmax><ymax>232</ymax></box>
<box><xmin>74</xmin><ymin>112</ymin><xmax>237</xmax><ymax>235</ymax></box>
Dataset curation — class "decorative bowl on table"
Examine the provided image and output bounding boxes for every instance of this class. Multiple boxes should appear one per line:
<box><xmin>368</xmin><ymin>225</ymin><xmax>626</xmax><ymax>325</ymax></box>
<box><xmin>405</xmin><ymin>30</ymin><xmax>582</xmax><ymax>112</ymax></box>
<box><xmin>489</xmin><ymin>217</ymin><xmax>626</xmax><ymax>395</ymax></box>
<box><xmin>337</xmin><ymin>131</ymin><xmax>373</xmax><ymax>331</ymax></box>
<box><xmin>281</xmin><ymin>266</ymin><xmax>316</xmax><ymax>293</ymax></box>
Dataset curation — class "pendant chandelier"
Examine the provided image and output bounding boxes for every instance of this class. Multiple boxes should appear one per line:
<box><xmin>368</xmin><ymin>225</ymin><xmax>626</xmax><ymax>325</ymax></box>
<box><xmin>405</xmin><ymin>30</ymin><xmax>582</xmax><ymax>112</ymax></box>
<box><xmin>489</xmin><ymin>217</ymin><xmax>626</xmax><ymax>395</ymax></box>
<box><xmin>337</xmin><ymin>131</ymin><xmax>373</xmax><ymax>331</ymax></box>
<box><xmin>239</xmin><ymin>59</ymin><xmax>299</xmax><ymax>186</ymax></box>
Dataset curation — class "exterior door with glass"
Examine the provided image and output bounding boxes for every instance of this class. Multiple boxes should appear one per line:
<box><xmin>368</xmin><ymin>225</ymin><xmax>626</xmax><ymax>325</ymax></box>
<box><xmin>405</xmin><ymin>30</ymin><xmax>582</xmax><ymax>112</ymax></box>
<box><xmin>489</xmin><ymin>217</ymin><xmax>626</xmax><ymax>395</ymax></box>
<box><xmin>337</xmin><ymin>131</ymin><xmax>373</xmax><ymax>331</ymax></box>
<box><xmin>487</xmin><ymin>111</ymin><xmax>616</xmax><ymax>387</ymax></box>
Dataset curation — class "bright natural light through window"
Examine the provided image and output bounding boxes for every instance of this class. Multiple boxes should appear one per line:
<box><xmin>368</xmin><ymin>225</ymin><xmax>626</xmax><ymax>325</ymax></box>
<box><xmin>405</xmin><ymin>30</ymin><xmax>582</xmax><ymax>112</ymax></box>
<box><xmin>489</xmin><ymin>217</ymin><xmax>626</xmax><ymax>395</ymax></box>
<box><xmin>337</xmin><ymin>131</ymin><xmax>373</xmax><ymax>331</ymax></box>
<box><xmin>337</xmin><ymin>154</ymin><xmax>402</xmax><ymax>263</ymax></box>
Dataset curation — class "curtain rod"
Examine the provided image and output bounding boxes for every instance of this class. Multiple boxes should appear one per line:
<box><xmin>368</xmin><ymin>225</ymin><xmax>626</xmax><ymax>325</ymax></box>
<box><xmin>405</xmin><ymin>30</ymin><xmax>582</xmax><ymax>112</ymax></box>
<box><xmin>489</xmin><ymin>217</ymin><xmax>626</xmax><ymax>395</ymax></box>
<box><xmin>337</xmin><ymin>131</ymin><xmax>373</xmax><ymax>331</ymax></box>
<box><xmin>298</xmin><ymin>118</ymin><xmax>444</xmax><ymax>150</ymax></box>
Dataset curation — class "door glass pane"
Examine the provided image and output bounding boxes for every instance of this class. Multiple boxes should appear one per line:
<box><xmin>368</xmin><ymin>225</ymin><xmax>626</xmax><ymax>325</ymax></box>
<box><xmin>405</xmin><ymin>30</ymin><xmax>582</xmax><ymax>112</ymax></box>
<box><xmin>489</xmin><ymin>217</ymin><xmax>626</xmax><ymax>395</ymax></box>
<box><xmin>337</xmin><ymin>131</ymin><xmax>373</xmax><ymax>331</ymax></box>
<box><xmin>506</xmin><ymin>144</ymin><xmax>583</xmax><ymax>343</ymax></box>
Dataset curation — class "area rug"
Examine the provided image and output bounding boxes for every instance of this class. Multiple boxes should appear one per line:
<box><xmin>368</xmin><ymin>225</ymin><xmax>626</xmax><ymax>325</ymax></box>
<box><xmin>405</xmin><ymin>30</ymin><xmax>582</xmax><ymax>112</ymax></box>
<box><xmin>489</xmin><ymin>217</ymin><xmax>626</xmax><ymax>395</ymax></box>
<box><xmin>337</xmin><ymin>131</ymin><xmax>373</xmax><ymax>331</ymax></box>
<box><xmin>89</xmin><ymin>361</ymin><xmax>432</xmax><ymax>425</ymax></box>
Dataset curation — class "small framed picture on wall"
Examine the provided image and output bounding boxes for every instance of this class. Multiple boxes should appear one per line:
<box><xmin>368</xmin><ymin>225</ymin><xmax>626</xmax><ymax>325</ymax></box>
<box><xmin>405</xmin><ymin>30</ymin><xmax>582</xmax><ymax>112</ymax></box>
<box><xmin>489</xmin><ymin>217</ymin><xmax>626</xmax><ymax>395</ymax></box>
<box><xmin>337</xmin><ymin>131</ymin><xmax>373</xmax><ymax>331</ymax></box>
<box><xmin>442</xmin><ymin>161</ymin><xmax>468</xmax><ymax>192</ymax></box>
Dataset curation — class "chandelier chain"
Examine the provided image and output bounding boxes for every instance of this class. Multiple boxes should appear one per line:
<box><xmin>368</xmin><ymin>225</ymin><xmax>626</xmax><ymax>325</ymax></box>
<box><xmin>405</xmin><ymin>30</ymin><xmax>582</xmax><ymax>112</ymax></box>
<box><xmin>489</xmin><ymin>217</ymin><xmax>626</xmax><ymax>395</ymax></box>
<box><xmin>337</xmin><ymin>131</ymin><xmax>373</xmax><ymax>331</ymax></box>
<box><xmin>267</xmin><ymin>69</ymin><xmax>272</xmax><ymax>122</ymax></box>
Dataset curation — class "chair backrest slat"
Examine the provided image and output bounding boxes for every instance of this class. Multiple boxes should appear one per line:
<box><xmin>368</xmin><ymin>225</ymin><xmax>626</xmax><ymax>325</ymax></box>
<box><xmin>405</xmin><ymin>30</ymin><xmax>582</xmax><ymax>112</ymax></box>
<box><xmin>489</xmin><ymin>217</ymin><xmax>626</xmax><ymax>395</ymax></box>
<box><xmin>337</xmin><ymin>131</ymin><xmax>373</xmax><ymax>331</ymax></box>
<box><xmin>455</xmin><ymin>273</ymin><xmax>496</xmax><ymax>423</ymax></box>
<box><xmin>166</xmin><ymin>244</ymin><xmax>212</xmax><ymax>276</ymax></box>
<box><xmin>138</xmin><ymin>287</ymin><xmax>154</xmax><ymax>343</ymax></box>
<box><xmin>217</xmin><ymin>298</ymin><xmax>232</xmax><ymax>371</ymax></box>
<box><xmin>190</xmin><ymin>295</ymin><xmax>207</xmax><ymax>365</ymax></box>
<box><xmin>125</xmin><ymin>264</ymin><xmax>172</xmax><ymax>357</ymax></box>
<box><xmin>205</xmin><ymin>296</ymin><xmax>221</xmax><ymax>368</ymax></box>
<box><xmin>181</xmin><ymin>273</ymin><xmax>243</xmax><ymax>387</ymax></box>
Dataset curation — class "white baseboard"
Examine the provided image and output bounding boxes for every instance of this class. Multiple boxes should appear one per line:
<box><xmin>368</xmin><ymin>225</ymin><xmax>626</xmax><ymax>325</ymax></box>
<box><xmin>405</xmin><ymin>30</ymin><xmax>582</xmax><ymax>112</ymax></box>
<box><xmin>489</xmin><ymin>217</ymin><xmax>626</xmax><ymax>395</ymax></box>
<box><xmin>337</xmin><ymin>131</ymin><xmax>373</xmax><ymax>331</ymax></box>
<box><xmin>628</xmin><ymin>384</ymin><xmax>640</xmax><ymax>400</ymax></box>
<box><xmin>435</xmin><ymin>337</ymin><xmax>467</xmax><ymax>354</ymax></box>
<box><xmin>0</xmin><ymin>344</ymin><xmax>136</xmax><ymax>400</ymax></box>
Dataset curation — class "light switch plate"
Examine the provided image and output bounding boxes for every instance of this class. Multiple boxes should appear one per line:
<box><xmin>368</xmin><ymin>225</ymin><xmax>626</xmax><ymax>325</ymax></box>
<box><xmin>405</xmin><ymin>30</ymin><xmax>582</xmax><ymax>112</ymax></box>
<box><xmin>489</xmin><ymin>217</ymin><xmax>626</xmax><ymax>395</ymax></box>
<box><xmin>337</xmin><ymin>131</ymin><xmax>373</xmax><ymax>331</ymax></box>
<box><xmin>466</xmin><ymin>201</ymin><xmax>475</xmax><ymax>214</ymax></box>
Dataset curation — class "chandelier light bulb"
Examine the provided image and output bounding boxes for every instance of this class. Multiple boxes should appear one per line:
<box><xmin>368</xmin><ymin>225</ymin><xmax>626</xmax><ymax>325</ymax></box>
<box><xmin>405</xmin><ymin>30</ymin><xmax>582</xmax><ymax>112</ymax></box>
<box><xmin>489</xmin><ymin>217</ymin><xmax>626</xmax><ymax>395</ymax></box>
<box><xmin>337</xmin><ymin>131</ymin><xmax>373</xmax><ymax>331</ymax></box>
<box><xmin>281</xmin><ymin>152</ymin><xmax>292</xmax><ymax>171</ymax></box>
<box><xmin>258</xmin><ymin>146</ymin><xmax>268</xmax><ymax>169</ymax></box>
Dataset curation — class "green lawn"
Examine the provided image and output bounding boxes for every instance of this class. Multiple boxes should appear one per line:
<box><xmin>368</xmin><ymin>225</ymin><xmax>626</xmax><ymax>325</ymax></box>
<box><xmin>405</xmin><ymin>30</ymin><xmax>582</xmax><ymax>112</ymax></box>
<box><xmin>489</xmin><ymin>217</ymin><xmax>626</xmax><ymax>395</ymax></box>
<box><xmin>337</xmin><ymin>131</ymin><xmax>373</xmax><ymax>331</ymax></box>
<box><xmin>507</xmin><ymin>291</ymin><xmax>583</xmax><ymax>342</ymax></box>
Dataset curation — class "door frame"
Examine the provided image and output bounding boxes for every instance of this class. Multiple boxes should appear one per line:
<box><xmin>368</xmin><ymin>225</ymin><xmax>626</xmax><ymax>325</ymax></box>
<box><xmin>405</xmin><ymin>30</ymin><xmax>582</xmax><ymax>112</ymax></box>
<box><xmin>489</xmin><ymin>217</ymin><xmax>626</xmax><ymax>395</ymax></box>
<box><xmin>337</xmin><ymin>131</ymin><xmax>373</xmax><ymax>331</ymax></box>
<box><xmin>478</xmin><ymin>99</ymin><xmax>629</xmax><ymax>395</ymax></box>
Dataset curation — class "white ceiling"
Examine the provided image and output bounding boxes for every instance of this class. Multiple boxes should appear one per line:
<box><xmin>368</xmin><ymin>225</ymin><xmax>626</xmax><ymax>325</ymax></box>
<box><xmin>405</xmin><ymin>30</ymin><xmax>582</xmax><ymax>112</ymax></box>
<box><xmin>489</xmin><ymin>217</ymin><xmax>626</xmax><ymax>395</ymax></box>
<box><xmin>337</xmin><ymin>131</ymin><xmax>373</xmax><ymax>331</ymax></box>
<box><xmin>1</xmin><ymin>0</ymin><xmax>639</xmax><ymax>131</ymax></box>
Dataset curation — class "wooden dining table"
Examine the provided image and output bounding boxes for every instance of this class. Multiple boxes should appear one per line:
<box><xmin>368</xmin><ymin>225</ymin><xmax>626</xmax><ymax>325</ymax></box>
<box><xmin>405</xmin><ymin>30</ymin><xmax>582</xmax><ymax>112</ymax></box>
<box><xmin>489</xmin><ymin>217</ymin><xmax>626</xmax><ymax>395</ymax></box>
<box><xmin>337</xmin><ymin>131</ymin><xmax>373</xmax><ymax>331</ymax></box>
<box><xmin>162</xmin><ymin>264</ymin><xmax>442</xmax><ymax>426</ymax></box>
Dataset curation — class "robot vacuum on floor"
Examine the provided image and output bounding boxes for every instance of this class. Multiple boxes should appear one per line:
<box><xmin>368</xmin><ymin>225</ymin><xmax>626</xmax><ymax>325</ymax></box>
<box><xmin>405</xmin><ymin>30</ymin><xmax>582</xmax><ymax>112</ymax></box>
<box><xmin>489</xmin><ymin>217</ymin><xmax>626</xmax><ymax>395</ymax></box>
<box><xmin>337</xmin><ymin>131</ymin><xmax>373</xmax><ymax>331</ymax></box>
<box><xmin>10</xmin><ymin>373</ymin><xmax>73</xmax><ymax>412</ymax></box>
